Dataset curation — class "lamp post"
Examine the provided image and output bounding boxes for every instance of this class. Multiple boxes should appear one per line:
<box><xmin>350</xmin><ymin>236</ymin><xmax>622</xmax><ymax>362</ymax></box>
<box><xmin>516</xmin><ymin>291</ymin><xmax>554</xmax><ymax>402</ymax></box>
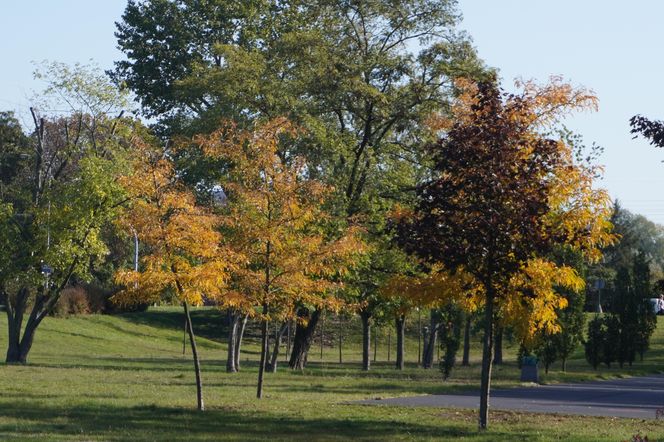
<box><xmin>593</xmin><ymin>279</ymin><xmax>605</xmax><ymax>313</ymax></box>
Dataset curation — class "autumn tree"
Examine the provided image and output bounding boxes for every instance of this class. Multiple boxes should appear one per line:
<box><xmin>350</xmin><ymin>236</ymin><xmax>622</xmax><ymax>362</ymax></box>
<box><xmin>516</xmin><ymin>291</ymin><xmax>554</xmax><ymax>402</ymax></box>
<box><xmin>113</xmin><ymin>1</ymin><xmax>489</xmax><ymax>368</ymax></box>
<box><xmin>196</xmin><ymin>118</ymin><xmax>363</xmax><ymax>398</ymax></box>
<box><xmin>1</xmin><ymin>64</ymin><xmax>132</xmax><ymax>364</ymax></box>
<box><xmin>397</xmin><ymin>77</ymin><xmax>613</xmax><ymax>429</ymax></box>
<box><xmin>381</xmin><ymin>262</ymin><xmax>478</xmax><ymax>370</ymax></box>
<box><xmin>114</xmin><ymin>140</ymin><xmax>231</xmax><ymax>411</ymax></box>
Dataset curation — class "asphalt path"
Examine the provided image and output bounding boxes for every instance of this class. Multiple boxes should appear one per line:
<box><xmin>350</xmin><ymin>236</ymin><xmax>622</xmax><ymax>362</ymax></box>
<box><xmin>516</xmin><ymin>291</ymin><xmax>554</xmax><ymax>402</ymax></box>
<box><xmin>355</xmin><ymin>374</ymin><xmax>664</xmax><ymax>419</ymax></box>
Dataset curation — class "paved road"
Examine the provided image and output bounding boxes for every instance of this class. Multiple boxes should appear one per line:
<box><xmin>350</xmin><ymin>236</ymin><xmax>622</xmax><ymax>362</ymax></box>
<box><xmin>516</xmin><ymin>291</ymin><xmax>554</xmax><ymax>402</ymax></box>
<box><xmin>355</xmin><ymin>374</ymin><xmax>664</xmax><ymax>419</ymax></box>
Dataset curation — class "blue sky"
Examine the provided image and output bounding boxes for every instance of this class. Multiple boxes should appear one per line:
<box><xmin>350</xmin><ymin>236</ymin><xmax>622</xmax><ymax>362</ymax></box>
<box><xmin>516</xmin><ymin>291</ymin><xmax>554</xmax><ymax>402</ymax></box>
<box><xmin>2</xmin><ymin>1</ymin><xmax>664</xmax><ymax>223</ymax></box>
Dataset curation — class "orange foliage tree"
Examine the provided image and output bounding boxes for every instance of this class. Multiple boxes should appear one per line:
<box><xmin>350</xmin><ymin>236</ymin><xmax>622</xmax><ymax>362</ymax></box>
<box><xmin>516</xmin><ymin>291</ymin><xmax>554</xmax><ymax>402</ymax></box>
<box><xmin>397</xmin><ymin>77</ymin><xmax>614</xmax><ymax>429</ymax></box>
<box><xmin>197</xmin><ymin>118</ymin><xmax>364</xmax><ymax>398</ymax></box>
<box><xmin>114</xmin><ymin>139</ymin><xmax>232</xmax><ymax>411</ymax></box>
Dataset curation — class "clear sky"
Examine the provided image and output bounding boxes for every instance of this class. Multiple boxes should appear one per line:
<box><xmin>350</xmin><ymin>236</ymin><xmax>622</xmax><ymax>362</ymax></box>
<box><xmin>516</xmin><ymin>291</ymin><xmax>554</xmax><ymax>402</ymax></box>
<box><xmin>2</xmin><ymin>1</ymin><xmax>664</xmax><ymax>223</ymax></box>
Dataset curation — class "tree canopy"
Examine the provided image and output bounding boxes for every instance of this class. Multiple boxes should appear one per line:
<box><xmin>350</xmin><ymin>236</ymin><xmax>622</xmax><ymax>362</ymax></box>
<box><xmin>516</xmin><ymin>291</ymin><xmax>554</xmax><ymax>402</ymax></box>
<box><xmin>396</xmin><ymin>77</ymin><xmax>614</xmax><ymax>429</ymax></box>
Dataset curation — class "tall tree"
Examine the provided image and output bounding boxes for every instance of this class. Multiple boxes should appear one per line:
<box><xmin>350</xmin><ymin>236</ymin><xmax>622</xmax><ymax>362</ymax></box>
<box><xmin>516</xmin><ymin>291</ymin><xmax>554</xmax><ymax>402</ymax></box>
<box><xmin>397</xmin><ymin>78</ymin><xmax>613</xmax><ymax>429</ymax></box>
<box><xmin>113</xmin><ymin>1</ymin><xmax>489</xmax><ymax>367</ymax></box>
<box><xmin>1</xmin><ymin>64</ymin><xmax>132</xmax><ymax>364</ymax></box>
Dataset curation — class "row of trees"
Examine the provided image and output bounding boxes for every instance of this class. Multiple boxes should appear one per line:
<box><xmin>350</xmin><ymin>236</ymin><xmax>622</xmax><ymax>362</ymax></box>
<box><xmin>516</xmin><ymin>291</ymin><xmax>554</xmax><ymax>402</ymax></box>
<box><xmin>585</xmin><ymin>253</ymin><xmax>657</xmax><ymax>369</ymax></box>
<box><xmin>0</xmin><ymin>0</ymin><xmax>623</xmax><ymax>430</ymax></box>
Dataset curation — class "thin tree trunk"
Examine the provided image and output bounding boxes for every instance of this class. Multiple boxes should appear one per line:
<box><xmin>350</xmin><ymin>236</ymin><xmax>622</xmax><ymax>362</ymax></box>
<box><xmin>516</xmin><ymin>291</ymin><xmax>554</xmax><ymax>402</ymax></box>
<box><xmin>462</xmin><ymin>316</ymin><xmax>471</xmax><ymax>366</ymax></box>
<box><xmin>373</xmin><ymin>327</ymin><xmax>377</xmax><ymax>363</ymax></box>
<box><xmin>395</xmin><ymin>314</ymin><xmax>405</xmax><ymax>370</ymax></box>
<box><xmin>288</xmin><ymin>308</ymin><xmax>322</xmax><ymax>369</ymax></box>
<box><xmin>267</xmin><ymin>321</ymin><xmax>288</xmax><ymax>373</ymax></box>
<box><xmin>182</xmin><ymin>316</ymin><xmax>187</xmax><ymax>355</ymax></box>
<box><xmin>361</xmin><ymin>311</ymin><xmax>371</xmax><ymax>371</ymax></box>
<box><xmin>286</xmin><ymin>320</ymin><xmax>292</xmax><ymax>362</ymax></box>
<box><xmin>234</xmin><ymin>313</ymin><xmax>248</xmax><ymax>371</ymax></box>
<box><xmin>257</xmin><ymin>303</ymin><xmax>269</xmax><ymax>399</ymax></box>
<box><xmin>339</xmin><ymin>324</ymin><xmax>343</xmax><ymax>364</ymax></box>
<box><xmin>226</xmin><ymin>310</ymin><xmax>239</xmax><ymax>373</ymax></box>
<box><xmin>493</xmin><ymin>326</ymin><xmax>503</xmax><ymax>365</ymax></box>
<box><xmin>422</xmin><ymin>311</ymin><xmax>439</xmax><ymax>369</ymax></box>
<box><xmin>320</xmin><ymin>313</ymin><xmax>325</xmax><ymax>360</ymax></box>
<box><xmin>478</xmin><ymin>284</ymin><xmax>495</xmax><ymax>430</ymax></box>
<box><xmin>183</xmin><ymin>301</ymin><xmax>204</xmax><ymax>411</ymax></box>
<box><xmin>562</xmin><ymin>357</ymin><xmax>567</xmax><ymax>372</ymax></box>
<box><xmin>417</xmin><ymin>309</ymin><xmax>422</xmax><ymax>365</ymax></box>
<box><xmin>387</xmin><ymin>332</ymin><xmax>391</xmax><ymax>362</ymax></box>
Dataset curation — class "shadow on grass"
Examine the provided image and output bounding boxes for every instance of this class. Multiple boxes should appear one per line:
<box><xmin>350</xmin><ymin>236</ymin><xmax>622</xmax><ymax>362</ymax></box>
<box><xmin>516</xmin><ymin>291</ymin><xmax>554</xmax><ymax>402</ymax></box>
<box><xmin>0</xmin><ymin>400</ymin><xmax>500</xmax><ymax>441</ymax></box>
<box><xmin>117</xmin><ymin>309</ymin><xmax>229</xmax><ymax>343</ymax></box>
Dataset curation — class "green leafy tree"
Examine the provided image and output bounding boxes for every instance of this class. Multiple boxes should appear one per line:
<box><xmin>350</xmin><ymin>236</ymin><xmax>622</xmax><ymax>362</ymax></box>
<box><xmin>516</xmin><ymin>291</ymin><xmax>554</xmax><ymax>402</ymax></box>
<box><xmin>553</xmin><ymin>290</ymin><xmax>586</xmax><ymax>372</ymax></box>
<box><xmin>603</xmin><ymin>314</ymin><xmax>620</xmax><ymax>368</ymax></box>
<box><xmin>113</xmin><ymin>0</ymin><xmax>489</xmax><ymax>369</ymax></box>
<box><xmin>438</xmin><ymin>303</ymin><xmax>463</xmax><ymax>380</ymax></box>
<box><xmin>534</xmin><ymin>332</ymin><xmax>558</xmax><ymax>374</ymax></box>
<box><xmin>1</xmin><ymin>64</ymin><xmax>132</xmax><ymax>364</ymax></box>
<box><xmin>585</xmin><ymin>315</ymin><xmax>605</xmax><ymax>369</ymax></box>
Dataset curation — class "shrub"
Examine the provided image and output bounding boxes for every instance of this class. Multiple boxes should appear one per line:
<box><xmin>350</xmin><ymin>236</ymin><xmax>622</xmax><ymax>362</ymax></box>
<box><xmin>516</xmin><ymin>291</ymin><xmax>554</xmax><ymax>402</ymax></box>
<box><xmin>53</xmin><ymin>286</ymin><xmax>91</xmax><ymax>317</ymax></box>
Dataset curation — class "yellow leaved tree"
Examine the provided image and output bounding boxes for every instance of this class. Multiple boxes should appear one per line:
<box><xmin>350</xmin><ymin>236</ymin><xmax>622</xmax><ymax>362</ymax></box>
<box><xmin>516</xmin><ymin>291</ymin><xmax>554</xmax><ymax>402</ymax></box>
<box><xmin>114</xmin><ymin>139</ymin><xmax>232</xmax><ymax>411</ymax></box>
<box><xmin>397</xmin><ymin>77</ymin><xmax>615</xmax><ymax>429</ymax></box>
<box><xmin>196</xmin><ymin>118</ymin><xmax>364</xmax><ymax>398</ymax></box>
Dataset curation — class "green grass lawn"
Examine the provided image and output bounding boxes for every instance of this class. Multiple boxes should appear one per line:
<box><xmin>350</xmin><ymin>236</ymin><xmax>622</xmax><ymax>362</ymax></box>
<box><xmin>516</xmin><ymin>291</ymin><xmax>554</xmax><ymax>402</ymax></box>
<box><xmin>0</xmin><ymin>308</ymin><xmax>663</xmax><ymax>441</ymax></box>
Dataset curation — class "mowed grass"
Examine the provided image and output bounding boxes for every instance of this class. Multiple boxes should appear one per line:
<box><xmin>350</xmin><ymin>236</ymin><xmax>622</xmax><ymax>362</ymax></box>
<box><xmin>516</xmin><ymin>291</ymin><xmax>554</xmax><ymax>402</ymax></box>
<box><xmin>0</xmin><ymin>308</ymin><xmax>663</xmax><ymax>441</ymax></box>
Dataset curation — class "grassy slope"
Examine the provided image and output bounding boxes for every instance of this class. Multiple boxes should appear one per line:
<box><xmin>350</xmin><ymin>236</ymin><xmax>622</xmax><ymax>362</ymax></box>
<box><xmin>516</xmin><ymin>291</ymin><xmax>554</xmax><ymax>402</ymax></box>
<box><xmin>0</xmin><ymin>308</ymin><xmax>662</xmax><ymax>441</ymax></box>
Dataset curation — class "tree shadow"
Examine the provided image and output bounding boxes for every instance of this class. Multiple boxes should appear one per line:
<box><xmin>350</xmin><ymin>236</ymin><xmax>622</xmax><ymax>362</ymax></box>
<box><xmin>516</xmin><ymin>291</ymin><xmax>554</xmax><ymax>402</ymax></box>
<box><xmin>0</xmin><ymin>400</ymin><xmax>509</xmax><ymax>441</ymax></box>
<box><xmin>117</xmin><ymin>308</ymin><xmax>228</xmax><ymax>343</ymax></box>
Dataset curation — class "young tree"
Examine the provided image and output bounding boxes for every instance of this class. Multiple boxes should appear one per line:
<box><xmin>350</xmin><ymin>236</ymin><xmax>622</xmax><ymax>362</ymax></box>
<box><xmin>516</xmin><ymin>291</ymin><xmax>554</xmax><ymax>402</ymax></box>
<box><xmin>585</xmin><ymin>315</ymin><xmax>605</xmax><ymax>369</ymax></box>
<box><xmin>633</xmin><ymin>253</ymin><xmax>657</xmax><ymax>360</ymax></box>
<box><xmin>114</xmin><ymin>140</ymin><xmax>231</xmax><ymax>411</ymax></box>
<box><xmin>610</xmin><ymin>253</ymin><xmax>656</xmax><ymax>366</ymax></box>
<box><xmin>438</xmin><ymin>302</ymin><xmax>463</xmax><ymax>380</ymax></box>
<box><xmin>397</xmin><ymin>78</ymin><xmax>613</xmax><ymax>429</ymax></box>
<box><xmin>553</xmin><ymin>290</ymin><xmax>586</xmax><ymax>372</ymax></box>
<box><xmin>196</xmin><ymin>118</ymin><xmax>363</xmax><ymax>398</ymax></box>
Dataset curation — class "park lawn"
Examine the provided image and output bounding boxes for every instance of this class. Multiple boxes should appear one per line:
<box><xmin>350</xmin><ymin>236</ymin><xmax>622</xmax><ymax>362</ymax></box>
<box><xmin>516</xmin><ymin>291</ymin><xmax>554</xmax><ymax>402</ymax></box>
<box><xmin>0</xmin><ymin>308</ymin><xmax>662</xmax><ymax>441</ymax></box>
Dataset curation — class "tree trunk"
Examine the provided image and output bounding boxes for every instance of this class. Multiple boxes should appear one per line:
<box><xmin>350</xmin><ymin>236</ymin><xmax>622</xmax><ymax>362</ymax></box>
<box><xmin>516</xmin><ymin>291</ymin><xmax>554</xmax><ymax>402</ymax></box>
<box><xmin>478</xmin><ymin>285</ymin><xmax>495</xmax><ymax>430</ymax></box>
<box><xmin>417</xmin><ymin>309</ymin><xmax>422</xmax><ymax>365</ymax></box>
<box><xmin>395</xmin><ymin>314</ymin><xmax>405</xmax><ymax>370</ymax></box>
<box><xmin>226</xmin><ymin>310</ymin><xmax>240</xmax><ymax>373</ymax></box>
<box><xmin>561</xmin><ymin>357</ymin><xmax>567</xmax><ymax>372</ymax></box>
<box><xmin>422</xmin><ymin>311</ymin><xmax>440</xmax><ymax>369</ymax></box>
<box><xmin>462</xmin><ymin>316</ymin><xmax>471</xmax><ymax>366</ymax></box>
<box><xmin>387</xmin><ymin>332</ymin><xmax>391</xmax><ymax>362</ymax></box>
<box><xmin>286</xmin><ymin>320</ymin><xmax>292</xmax><ymax>361</ymax></box>
<box><xmin>257</xmin><ymin>303</ymin><xmax>269</xmax><ymax>399</ymax></box>
<box><xmin>361</xmin><ymin>311</ymin><xmax>371</xmax><ymax>371</ymax></box>
<box><xmin>320</xmin><ymin>313</ymin><xmax>325</xmax><ymax>360</ymax></box>
<box><xmin>6</xmin><ymin>288</ymin><xmax>50</xmax><ymax>364</ymax></box>
<box><xmin>288</xmin><ymin>307</ymin><xmax>322</xmax><ymax>369</ymax></box>
<box><xmin>267</xmin><ymin>321</ymin><xmax>288</xmax><ymax>373</ymax></box>
<box><xmin>373</xmin><ymin>327</ymin><xmax>378</xmax><ymax>363</ymax></box>
<box><xmin>183</xmin><ymin>302</ymin><xmax>204</xmax><ymax>411</ymax></box>
<box><xmin>338</xmin><ymin>325</ymin><xmax>343</xmax><ymax>364</ymax></box>
<box><xmin>5</xmin><ymin>288</ymin><xmax>27</xmax><ymax>363</ymax></box>
<box><xmin>234</xmin><ymin>313</ymin><xmax>248</xmax><ymax>371</ymax></box>
<box><xmin>493</xmin><ymin>326</ymin><xmax>503</xmax><ymax>365</ymax></box>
